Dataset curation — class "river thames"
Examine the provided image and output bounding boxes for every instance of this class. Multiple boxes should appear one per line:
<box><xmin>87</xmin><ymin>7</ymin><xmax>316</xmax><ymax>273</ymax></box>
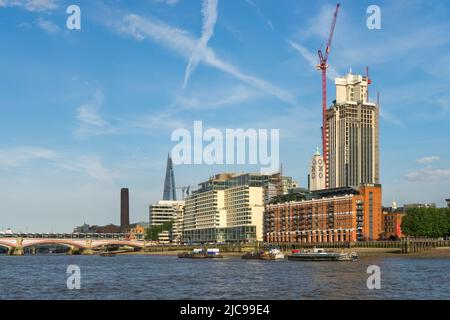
<box><xmin>0</xmin><ymin>254</ymin><xmax>449</xmax><ymax>300</ymax></box>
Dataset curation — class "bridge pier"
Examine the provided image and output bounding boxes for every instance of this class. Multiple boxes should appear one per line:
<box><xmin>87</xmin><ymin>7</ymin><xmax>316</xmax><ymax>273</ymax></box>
<box><xmin>82</xmin><ymin>240</ymin><xmax>94</xmax><ymax>255</ymax></box>
<box><xmin>67</xmin><ymin>246</ymin><xmax>81</xmax><ymax>255</ymax></box>
<box><xmin>11</xmin><ymin>237</ymin><xmax>25</xmax><ymax>255</ymax></box>
<box><xmin>12</xmin><ymin>246</ymin><xmax>24</xmax><ymax>256</ymax></box>
<box><xmin>81</xmin><ymin>248</ymin><xmax>94</xmax><ymax>255</ymax></box>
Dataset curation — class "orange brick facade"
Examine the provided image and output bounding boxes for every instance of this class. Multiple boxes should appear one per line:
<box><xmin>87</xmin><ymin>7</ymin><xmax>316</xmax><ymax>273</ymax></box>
<box><xmin>358</xmin><ymin>185</ymin><xmax>383</xmax><ymax>241</ymax></box>
<box><xmin>265</xmin><ymin>185</ymin><xmax>382</xmax><ymax>243</ymax></box>
<box><xmin>382</xmin><ymin>211</ymin><xmax>405</xmax><ymax>240</ymax></box>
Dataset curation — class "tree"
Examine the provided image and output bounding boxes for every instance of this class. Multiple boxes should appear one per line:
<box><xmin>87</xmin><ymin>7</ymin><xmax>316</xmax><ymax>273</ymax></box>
<box><xmin>145</xmin><ymin>220</ymin><xmax>174</xmax><ymax>241</ymax></box>
<box><xmin>446</xmin><ymin>208</ymin><xmax>450</xmax><ymax>237</ymax></box>
<box><xmin>401</xmin><ymin>207</ymin><xmax>450</xmax><ymax>238</ymax></box>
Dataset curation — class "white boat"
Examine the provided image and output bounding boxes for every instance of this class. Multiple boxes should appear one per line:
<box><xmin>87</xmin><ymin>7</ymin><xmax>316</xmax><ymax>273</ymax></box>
<box><xmin>178</xmin><ymin>248</ymin><xmax>223</xmax><ymax>259</ymax></box>
<box><xmin>206</xmin><ymin>248</ymin><xmax>221</xmax><ymax>256</ymax></box>
<box><xmin>288</xmin><ymin>248</ymin><xmax>358</xmax><ymax>262</ymax></box>
<box><xmin>242</xmin><ymin>248</ymin><xmax>285</xmax><ymax>260</ymax></box>
<box><xmin>268</xmin><ymin>248</ymin><xmax>285</xmax><ymax>260</ymax></box>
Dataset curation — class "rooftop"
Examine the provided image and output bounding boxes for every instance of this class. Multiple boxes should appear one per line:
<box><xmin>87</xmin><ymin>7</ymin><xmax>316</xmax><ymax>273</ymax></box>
<box><xmin>269</xmin><ymin>186</ymin><xmax>361</xmax><ymax>204</ymax></box>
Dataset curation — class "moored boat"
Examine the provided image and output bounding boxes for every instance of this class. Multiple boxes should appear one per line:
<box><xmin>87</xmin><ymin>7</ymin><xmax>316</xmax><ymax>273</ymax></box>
<box><xmin>242</xmin><ymin>248</ymin><xmax>285</xmax><ymax>260</ymax></box>
<box><xmin>287</xmin><ymin>248</ymin><xmax>358</xmax><ymax>262</ymax></box>
<box><xmin>178</xmin><ymin>248</ymin><xmax>223</xmax><ymax>259</ymax></box>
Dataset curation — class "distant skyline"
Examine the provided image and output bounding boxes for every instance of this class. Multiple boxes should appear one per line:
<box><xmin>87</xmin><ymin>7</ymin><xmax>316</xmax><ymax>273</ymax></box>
<box><xmin>1</xmin><ymin>0</ymin><xmax>450</xmax><ymax>232</ymax></box>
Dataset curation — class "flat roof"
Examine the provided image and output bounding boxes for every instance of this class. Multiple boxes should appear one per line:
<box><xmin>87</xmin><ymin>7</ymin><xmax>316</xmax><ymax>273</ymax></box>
<box><xmin>312</xmin><ymin>186</ymin><xmax>360</xmax><ymax>198</ymax></box>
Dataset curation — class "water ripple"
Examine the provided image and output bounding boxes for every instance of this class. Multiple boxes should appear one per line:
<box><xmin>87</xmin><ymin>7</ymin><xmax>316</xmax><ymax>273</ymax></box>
<box><xmin>0</xmin><ymin>255</ymin><xmax>449</xmax><ymax>300</ymax></box>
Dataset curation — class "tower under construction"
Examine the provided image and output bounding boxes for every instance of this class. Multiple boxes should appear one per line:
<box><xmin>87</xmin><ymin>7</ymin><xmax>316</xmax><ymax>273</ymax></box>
<box><xmin>326</xmin><ymin>71</ymin><xmax>380</xmax><ymax>188</ymax></box>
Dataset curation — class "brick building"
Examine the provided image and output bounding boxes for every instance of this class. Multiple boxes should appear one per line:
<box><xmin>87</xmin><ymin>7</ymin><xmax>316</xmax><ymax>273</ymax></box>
<box><xmin>382</xmin><ymin>210</ymin><xmax>405</xmax><ymax>240</ymax></box>
<box><xmin>265</xmin><ymin>184</ymin><xmax>382</xmax><ymax>243</ymax></box>
<box><xmin>381</xmin><ymin>202</ymin><xmax>405</xmax><ymax>240</ymax></box>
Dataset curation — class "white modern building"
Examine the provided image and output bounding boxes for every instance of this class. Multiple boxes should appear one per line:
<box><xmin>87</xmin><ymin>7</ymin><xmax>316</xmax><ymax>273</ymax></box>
<box><xmin>183</xmin><ymin>184</ymin><xmax>264</xmax><ymax>244</ymax></box>
<box><xmin>149</xmin><ymin>200</ymin><xmax>185</xmax><ymax>243</ymax></box>
<box><xmin>281</xmin><ymin>176</ymin><xmax>299</xmax><ymax>194</ymax></box>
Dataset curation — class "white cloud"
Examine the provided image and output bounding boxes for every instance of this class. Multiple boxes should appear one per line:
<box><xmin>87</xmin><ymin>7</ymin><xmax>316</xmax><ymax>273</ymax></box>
<box><xmin>125</xmin><ymin>111</ymin><xmax>187</xmax><ymax>132</ymax></box>
<box><xmin>57</xmin><ymin>156</ymin><xmax>119</xmax><ymax>182</ymax></box>
<box><xmin>115</xmin><ymin>13</ymin><xmax>296</xmax><ymax>105</ymax></box>
<box><xmin>36</xmin><ymin>17</ymin><xmax>60</xmax><ymax>33</ymax></box>
<box><xmin>71</xmin><ymin>89</ymin><xmax>188</xmax><ymax>137</ymax></box>
<box><xmin>339</xmin><ymin>23</ymin><xmax>450</xmax><ymax>68</ymax></box>
<box><xmin>74</xmin><ymin>90</ymin><xmax>116</xmax><ymax>139</ymax></box>
<box><xmin>406</xmin><ymin>167</ymin><xmax>450</xmax><ymax>181</ymax></box>
<box><xmin>297</xmin><ymin>3</ymin><xmax>450</xmax><ymax>69</ymax></box>
<box><xmin>175</xmin><ymin>85</ymin><xmax>255</xmax><ymax>110</ymax></box>
<box><xmin>379</xmin><ymin>104</ymin><xmax>403</xmax><ymax>127</ymax></box>
<box><xmin>152</xmin><ymin>0</ymin><xmax>179</xmax><ymax>5</ymax></box>
<box><xmin>298</xmin><ymin>4</ymin><xmax>338</xmax><ymax>40</ymax></box>
<box><xmin>417</xmin><ymin>156</ymin><xmax>440</xmax><ymax>164</ymax></box>
<box><xmin>0</xmin><ymin>147</ymin><xmax>57</xmax><ymax>168</ymax></box>
<box><xmin>0</xmin><ymin>147</ymin><xmax>117</xmax><ymax>182</ymax></box>
<box><xmin>244</xmin><ymin>0</ymin><xmax>274</xmax><ymax>31</ymax></box>
<box><xmin>288</xmin><ymin>40</ymin><xmax>340</xmax><ymax>80</ymax></box>
<box><xmin>434</xmin><ymin>95</ymin><xmax>450</xmax><ymax>117</ymax></box>
<box><xmin>183</xmin><ymin>0</ymin><xmax>218</xmax><ymax>89</ymax></box>
<box><xmin>0</xmin><ymin>0</ymin><xmax>58</xmax><ymax>12</ymax></box>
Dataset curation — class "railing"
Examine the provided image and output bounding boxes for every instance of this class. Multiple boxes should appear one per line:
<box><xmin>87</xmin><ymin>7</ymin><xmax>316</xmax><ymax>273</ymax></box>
<box><xmin>143</xmin><ymin>243</ymin><xmax>254</xmax><ymax>253</ymax></box>
<box><xmin>0</xmin><ymin>233</ymin><xmax>135</xmax><ymax>240</ymax></box>
<box><xmin>266</xmin><ymin>239</ymin><xmax>450</xmax><ymax>251</ymax></box>
<box><xmin>399</xmin><ymin>238</ymin><xmax>450</xmax><ymax>254</ymax></box>
<box><xmin>139</xmin><ymin>240</ymin><xmax>450</xmax><ymax>254</ymax></box>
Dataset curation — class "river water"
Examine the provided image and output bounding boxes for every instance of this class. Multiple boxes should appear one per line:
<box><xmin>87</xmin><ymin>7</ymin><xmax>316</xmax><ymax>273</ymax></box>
<box><xmin>0</xmin><ymin>254</ymin><xmax>449</xmax><ymax>300</ymax></box>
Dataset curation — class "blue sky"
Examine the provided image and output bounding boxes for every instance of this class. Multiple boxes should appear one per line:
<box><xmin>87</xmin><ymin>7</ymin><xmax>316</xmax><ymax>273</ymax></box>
<box><xmin>1</xmin><ymin>0</ymin><xmax>450</xmax><ymax>232</ymax></box>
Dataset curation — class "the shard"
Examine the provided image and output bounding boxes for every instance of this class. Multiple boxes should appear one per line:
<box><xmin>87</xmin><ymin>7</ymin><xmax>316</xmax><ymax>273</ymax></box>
<box><xmin>163</xmin><ymin>154</ymin><xmax>177</xmax><ymax>201</ymax></box>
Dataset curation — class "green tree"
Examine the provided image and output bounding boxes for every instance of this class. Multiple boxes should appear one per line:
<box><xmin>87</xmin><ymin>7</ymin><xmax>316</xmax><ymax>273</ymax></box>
<box><xmin>401</xmin><ymin>207</ymin><xmax>450</xmax><ymax>238</ymax></box>
<box><xmin>145</xmin><ymin>220</ymin><xmax>174</xmax><ymax>241</ymax></box>
<box><xmin>446</xmin><ymin>208</ymin><xmax>450</xmax><ymax>237</ymax></box>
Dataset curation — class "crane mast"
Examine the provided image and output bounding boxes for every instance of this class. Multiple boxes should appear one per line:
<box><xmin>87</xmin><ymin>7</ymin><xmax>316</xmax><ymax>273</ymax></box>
<box><xmin>366</xmin><ymin>66</ymin><xmax>372</xmax><ymax>102</ymax></box>
<box><xmin>317</xmin><ymin>3</ymin><xmax>340</xmax><ymax>189</ymax></box>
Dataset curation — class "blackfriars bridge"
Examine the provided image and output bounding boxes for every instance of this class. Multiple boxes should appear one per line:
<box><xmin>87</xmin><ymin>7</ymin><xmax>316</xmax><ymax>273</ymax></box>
<box><xmin>0</xmin><ymin>234</ymin><xmax>146</xmax><ymax>255</ymax></box>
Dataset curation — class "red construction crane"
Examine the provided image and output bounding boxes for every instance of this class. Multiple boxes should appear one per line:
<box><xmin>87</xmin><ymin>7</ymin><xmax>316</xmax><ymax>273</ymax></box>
<box><xmin>366</xmin><ymin>66</ymin><xmax>372</xmax><ymax>102</ymax></box>
<box><xmin>317</xmin><ymin>3</ymin><xmax>340</xmax><ymax>189</ymax></box>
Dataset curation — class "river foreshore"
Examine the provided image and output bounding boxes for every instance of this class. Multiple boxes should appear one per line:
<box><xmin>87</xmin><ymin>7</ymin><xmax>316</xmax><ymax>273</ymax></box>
<box><xmin>121</xmin><ymin>247</ymin><xmax>450</xmax><ymax>258</ymax></box>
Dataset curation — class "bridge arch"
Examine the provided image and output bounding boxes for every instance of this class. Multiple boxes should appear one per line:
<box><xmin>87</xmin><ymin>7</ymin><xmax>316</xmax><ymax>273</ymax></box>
<box><xmin>0</xmin><ymin>241</ymin><xmax>14</xmax><ymax>251</ymax></box>
<box><xmin>22</xmin><ymin>239</ymin><xmax>86</xmax><ymax>249</ymax></box>
<box><xmin>0</xmin><ymin>238</ymin><xmax>145</xmax><ymax>252</ymax></box>
<box><xmin>90</xmin><ymin>241</ymin><xmax>144</xmax><ymax>249</ymax></box>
